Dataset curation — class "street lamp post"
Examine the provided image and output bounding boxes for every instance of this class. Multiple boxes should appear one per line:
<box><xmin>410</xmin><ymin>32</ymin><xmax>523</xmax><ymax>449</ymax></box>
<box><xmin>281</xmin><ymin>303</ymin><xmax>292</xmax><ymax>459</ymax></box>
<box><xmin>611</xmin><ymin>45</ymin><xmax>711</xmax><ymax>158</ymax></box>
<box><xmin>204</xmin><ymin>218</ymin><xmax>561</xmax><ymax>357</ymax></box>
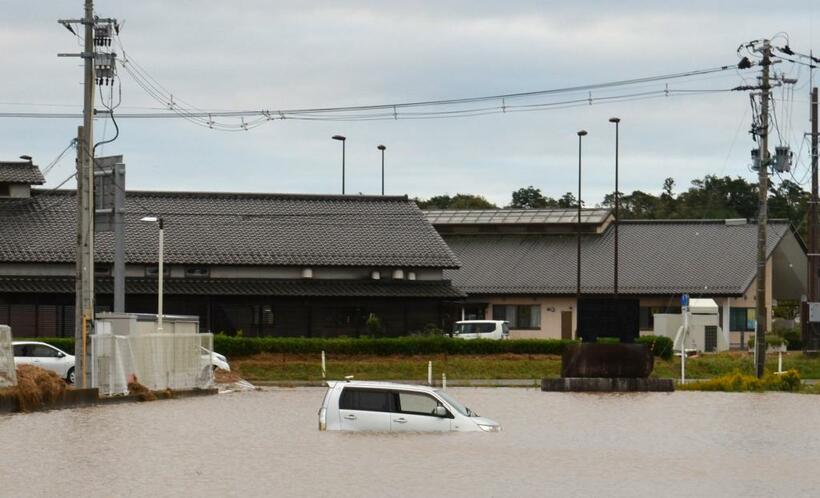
<box><xmin>377</xmin><ymin>144</ymin><xmax>386</xmax><ymax>195</ymax></box>
<box><xmin>609</xmin><ymin>117</ymin><xmax>621</xmax><ymax>338</ymax></box>
<box><xmin>141</xmin><ymin>216</ymin><xmax>164</xmax><ymax>332</ymax></box>
<box><xmin>576</xmin><ymin>130</ymin><xmax>587</xmax><ymax>339</ymax></box>
<box><xmin>332</xmin><ymin>135</ymin><xmax>346</xmax><ymax>194</ymax></box>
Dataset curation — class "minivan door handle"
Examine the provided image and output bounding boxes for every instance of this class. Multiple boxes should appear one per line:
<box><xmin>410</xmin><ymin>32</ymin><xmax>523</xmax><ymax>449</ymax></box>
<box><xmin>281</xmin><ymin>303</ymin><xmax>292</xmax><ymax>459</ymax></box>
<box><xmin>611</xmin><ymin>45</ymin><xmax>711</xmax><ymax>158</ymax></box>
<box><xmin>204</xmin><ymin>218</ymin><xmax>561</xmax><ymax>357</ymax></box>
<box><xmin>343</xmin><ymin>414</ymin><xmax>357</xmax><ymax>420</ymax></box>
<box><xmin>393</xmin><ymin>418</ymin><xmax>407</xmax><ymax>424</ymax></box>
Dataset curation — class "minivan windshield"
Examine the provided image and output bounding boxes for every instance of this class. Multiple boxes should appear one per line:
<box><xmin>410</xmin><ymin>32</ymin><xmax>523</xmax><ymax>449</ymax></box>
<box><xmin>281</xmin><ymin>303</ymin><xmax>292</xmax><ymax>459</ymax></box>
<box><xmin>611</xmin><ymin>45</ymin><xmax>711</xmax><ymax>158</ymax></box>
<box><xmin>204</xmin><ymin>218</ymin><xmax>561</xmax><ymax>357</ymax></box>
<box><xmin>454</xmin><ymin>322</ymin><xmax>495</xmax><ymax>334</ymax></box>
<box><xmin>435</xmin><ymin>390</ymin><xmax>474</xmax><ymax>417</ymax></box>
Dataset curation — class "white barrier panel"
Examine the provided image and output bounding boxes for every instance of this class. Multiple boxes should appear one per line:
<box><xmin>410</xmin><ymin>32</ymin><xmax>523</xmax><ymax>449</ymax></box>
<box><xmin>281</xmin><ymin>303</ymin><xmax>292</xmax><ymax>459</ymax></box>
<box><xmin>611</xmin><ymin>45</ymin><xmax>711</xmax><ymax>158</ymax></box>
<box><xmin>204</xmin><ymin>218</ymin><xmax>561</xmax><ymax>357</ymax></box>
<box><xmin>91</xmin><ymin>332</ymin><xmax>214</xmax><ymax>397</ymax></box>
<box><xmin>0</xmin><ymin>325</ymin><xmax>15</xmax><ymax>388</ymax></box>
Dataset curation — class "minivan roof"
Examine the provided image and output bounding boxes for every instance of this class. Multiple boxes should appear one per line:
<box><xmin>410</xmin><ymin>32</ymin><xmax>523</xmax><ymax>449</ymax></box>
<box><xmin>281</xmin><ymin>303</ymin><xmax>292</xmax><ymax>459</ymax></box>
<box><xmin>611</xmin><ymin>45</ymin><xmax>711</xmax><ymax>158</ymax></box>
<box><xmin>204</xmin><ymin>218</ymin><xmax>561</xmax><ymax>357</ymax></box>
<box><xmin>328</xmin><ymin>380</ymin><xmax>439</xmax><ymax>393</ymax></box>
<box><xmin>455</xmin><ymin>320</ymin><xmax>507</xmax><ymax>324</ymax></box>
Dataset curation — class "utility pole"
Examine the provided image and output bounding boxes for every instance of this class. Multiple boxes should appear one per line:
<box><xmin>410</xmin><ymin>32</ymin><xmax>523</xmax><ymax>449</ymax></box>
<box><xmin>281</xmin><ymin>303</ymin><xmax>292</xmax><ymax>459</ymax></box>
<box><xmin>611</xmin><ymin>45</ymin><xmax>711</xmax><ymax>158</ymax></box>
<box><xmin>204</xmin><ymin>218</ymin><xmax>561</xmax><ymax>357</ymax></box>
<box><xmin>807</xmin><ymin>86</ymin><xmax>819</xmax><ymax>351</ymax></box>
<box><xmin>59</xmin><ymin>1</ymin><xmax>118</xmax><ymax>387</ymax></box>
<box><xmin>754</xmin><ymin>39</ymin><xmax>772</xmax><ymax>378</ymax></box>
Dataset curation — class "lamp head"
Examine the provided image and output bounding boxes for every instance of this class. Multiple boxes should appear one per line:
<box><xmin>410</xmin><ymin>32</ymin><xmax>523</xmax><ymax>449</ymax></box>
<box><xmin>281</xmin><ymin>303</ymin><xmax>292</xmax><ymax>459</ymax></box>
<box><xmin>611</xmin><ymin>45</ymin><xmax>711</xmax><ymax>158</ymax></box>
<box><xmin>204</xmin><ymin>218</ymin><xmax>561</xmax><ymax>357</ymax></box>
<box><xmin>377</xmin><ymin>144</ymin><xmax>386</xmax><ymax>151</ymax></box>
<box><xmin>609</xmin><ymin>117</ymin><xmax>620</xmax><ymax>123</ymax></box>
<box><xmin>140</xmin><ymin>216</ymin><xmax>159</xmax><ymax>223</ymax></box>
<box><xmin>577</xmin><ymin>130</ymin><xmax>588</xmax><ymax>137</ymax></box>
<box><xmin>332</xmin><ymin>135</ymin><xmax>346</xmax><ymax>141</ymax></box>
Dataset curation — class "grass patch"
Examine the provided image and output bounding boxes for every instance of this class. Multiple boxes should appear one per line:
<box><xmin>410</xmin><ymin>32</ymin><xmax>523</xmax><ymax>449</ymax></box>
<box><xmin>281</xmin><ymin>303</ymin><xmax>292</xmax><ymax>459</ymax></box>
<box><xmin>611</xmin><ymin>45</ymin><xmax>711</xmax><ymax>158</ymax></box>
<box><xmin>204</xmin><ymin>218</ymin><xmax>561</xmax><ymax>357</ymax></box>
<box><xmin>679</xmin><ymin>370</ymin><xmax>803</xmax><ymax>392</ymax></box>
<box><xmin>233</xmin><ymin>353</ymin><xmax>562</xmax><ymax>382</ymax></box>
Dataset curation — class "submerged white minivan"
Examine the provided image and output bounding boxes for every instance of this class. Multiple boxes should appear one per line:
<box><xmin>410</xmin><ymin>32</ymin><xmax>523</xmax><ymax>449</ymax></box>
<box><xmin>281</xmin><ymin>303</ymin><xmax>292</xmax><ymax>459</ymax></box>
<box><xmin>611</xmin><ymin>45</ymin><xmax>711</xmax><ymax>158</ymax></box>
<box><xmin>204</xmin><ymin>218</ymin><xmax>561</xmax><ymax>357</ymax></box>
<box><xmin>318</xmin><ymin>380</ymin><xmax>501</xmax><ymax>432</ymax></box>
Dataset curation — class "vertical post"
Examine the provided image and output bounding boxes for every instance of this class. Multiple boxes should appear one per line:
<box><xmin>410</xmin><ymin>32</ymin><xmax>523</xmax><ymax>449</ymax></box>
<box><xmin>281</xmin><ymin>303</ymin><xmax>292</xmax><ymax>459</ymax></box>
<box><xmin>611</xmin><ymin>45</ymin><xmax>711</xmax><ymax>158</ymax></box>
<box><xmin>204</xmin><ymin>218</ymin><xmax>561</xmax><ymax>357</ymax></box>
<box><xmin>378</xmin><ymin>144</ymin><xmax>386</xmax><ymax>196</ymax></box>
<box><xmin>807</xmin><ymin>87</ymin><xmax>819</xmax><ymax>351</ymax></box>
<box><xmin>755</xmin><ymin>40</ymin><xmax>771</xmax><ymax>378</ymax></box>
<box><xmin>681</xmin><ymin>306</ymin><xmax>688</xmax><ymax>384</ymax></box>
<box><xmin>321</xmin><ymin>350</ymin><xmax>326</xmax><ymax>379</ymax></box>
<box><xmin>576</xmin><ymin>130</ymin><xmax>587</xmax><ymax>338</ymax></box>
<box><xmin>342</xmin><ymin>139</ymin><xmax>346</xmax><ymax>195</ymax></box>
<box><xmin>427</xmin><ymin>360</ymin><xmax>432</xmax><ymax>386</ymax></box>
<box><xmin>610</xmin><ymin>117</ymin><xmax>621</xmax><ymax>338</ymax></box>
<box><xmin>442</xmin><ymin>372</ymin><xmax>446</xmax><ymax>390</ymax></box>
<box><xmin>157</xmin><ymin>218</ymin><xmax>164</xmax><ymax>332</ymax></box>
<box><xmin>113</xmin><ymin>163</ymin><xmax>125</xmax><ymax>313</ymax></box>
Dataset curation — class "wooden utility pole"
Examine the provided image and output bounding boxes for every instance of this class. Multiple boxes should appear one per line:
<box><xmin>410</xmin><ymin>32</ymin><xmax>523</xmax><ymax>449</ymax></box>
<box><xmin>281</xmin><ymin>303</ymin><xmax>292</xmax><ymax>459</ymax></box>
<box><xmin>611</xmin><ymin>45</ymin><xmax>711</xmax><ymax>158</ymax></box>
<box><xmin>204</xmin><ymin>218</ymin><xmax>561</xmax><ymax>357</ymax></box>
<box><xmin>755</xmin><ymin>39</ymin><xmax>772</xmax><ymax>378</ymax></box>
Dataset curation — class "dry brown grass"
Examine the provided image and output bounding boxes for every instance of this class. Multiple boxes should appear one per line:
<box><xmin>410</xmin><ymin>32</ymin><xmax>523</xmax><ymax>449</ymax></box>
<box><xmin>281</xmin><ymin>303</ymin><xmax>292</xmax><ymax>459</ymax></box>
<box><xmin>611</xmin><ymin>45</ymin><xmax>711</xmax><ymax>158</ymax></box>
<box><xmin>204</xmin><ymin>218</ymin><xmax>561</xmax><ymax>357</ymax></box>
<box><xmin>126</xmin><ymin>375</ymin><xmax>157</xmax><ymax>402</ymax></box>
<box><xmin>12</xmin><ymin>365</ymin><xmax>67</xmax><ymax>412</ymax></box>
<box><xmin>214</xmin><ymin>368</ymin><xmax>241</xmax><ymax>384</ymax></box>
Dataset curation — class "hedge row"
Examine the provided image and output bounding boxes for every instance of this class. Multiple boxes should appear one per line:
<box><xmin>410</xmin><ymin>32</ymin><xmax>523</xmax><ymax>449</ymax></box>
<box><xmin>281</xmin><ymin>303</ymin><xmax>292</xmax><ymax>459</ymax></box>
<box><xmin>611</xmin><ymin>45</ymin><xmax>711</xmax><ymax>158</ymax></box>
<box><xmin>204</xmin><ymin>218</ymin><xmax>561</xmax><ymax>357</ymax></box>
<box><xmin>15</xmin><ymin>334</ymin><xmax>674</xmax><ymax>360</ymax></box>
<box><xmin>212</xmin><ymin>336</ymin><xmax>576</xmax><ymax>357</ymax></box>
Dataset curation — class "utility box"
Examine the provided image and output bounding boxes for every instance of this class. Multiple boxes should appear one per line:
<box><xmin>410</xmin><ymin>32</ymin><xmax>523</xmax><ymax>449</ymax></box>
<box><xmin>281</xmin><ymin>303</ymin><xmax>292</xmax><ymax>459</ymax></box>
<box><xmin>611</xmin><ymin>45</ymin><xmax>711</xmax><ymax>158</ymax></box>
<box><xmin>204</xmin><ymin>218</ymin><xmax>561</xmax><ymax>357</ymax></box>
<box><xmin>652</xmin><ymin>299</ymin><xmax>729</xmax><ymax>353</ymax></box>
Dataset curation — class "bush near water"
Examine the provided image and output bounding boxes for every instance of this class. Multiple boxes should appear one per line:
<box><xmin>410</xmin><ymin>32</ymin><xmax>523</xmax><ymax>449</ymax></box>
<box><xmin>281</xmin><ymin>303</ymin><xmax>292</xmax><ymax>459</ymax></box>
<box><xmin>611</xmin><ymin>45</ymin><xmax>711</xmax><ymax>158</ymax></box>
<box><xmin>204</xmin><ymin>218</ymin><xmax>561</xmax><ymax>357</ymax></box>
<box><xmin>21</xmin><ymin>335</ymin><xmax>673</xmax><ymax>359</ymax></box>
<box><xmin>679</xmin><ymin>369</ymin><xmax>803</xmax><ymax>392</ymax></box>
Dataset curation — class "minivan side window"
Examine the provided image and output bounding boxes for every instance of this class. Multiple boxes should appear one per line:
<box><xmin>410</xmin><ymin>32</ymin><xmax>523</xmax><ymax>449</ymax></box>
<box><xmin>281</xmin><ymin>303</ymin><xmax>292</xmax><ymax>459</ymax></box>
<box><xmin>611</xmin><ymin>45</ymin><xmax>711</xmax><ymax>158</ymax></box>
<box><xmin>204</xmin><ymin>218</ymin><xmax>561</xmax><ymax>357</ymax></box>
<box><xmin>13</xmin><ymin>345</ymin><xmax>28</xmax><ymax>357</ymax></box>
<box><xmin>397</xmin><ymin>391</ymin><xmax>449</xmax><ymax>417</ymax></box>
<box><xmin>339</xmin><ymin>388</ymin><xmax>392</xmax><ymax>412</ymax></box>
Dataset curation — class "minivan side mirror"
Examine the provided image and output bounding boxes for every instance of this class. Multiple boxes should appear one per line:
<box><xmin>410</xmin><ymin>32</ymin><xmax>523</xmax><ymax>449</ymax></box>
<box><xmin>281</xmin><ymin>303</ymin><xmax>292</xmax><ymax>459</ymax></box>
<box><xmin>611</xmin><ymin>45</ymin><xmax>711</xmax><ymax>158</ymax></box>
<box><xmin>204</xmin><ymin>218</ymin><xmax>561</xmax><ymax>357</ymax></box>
<box><xmin>56</xmin><ymin>352</ymin><xmax>65</xmax><ymax>358</ymax></box>
<box><xmin>434</xmin><ymin>405</ymin><xmax>449</xmax><ymax>417</ymax></box>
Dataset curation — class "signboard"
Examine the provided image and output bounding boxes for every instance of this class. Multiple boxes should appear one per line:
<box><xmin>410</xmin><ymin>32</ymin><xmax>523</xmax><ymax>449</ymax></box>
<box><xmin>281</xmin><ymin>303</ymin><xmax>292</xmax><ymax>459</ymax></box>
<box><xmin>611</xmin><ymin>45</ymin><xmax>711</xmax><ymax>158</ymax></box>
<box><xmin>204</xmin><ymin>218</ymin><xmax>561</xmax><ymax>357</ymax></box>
<box><xmin>808</xmin><ymin>302</ymin><xmax>820</xmax><ymax>323</ymax></box>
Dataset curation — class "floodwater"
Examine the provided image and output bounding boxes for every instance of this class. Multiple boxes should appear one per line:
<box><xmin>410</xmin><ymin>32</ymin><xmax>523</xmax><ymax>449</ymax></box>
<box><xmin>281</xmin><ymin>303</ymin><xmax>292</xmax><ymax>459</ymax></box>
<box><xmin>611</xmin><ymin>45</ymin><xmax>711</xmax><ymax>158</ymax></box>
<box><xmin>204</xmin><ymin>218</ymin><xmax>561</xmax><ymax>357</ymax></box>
<box><xmin>1</xmin><ymin>388</ymin><xmax>819</xmax><ymax>498</ymax></box>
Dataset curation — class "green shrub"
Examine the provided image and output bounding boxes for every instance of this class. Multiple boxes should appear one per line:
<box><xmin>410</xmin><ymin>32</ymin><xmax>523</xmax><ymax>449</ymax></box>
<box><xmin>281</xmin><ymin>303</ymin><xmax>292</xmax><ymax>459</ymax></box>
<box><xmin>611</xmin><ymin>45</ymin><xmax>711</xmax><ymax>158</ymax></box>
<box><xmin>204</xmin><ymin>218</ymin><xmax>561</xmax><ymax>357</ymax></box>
<box><xmin>366</xmin><ymin>314</ymin><xmax>382</xmax><ymax>338</ymax></box>
<box><xmin>17</xmin><ymin>337</ymin><xmax>76</xmax><ymax>355</ymax></box>
<box><xmin>779</xmin><ymin>328</ymin><xmax>803</xmax><ymax>351</ymax></box>
<box><xmin>679</xmin><ymin>369</ymin><xmax>802</xmax><ymax>392</ymax></box>
<box><xmin>747</xmin><ymin>335</ymin><xmax>788</xmax><ymax>349</ymax></box>
<box><xmin>636</xmin><ymin>335</ymin><xmax>674</xmax><ymax>360</ymax></box>
<box><xmin>211</xmin><ymin>335</ymin><xmax>577</xmax><ymax>357</ymax></box>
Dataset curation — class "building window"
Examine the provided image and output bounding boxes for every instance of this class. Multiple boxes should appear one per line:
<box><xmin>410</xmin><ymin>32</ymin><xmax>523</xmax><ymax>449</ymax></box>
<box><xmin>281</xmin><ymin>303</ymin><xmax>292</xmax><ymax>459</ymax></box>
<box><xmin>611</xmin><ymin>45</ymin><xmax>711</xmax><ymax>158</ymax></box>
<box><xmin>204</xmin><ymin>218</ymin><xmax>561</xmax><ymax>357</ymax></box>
<box><xmin>144</xmin><ymin>266</ymin><xmax>170</xmax><ymax>278</ymax></box>
<box><xmin>185</xmin><ymin>267</ymin><xmax>209</xmax><ymax>278</ymax></box>
<box><xmin>462</xmin><ymin>303</ymin><xmax>486</xmax><ymax>320</ymax></box>
<box><xmin>492</xmin><ymin>305</ymin><xmax>540</xmax><ymax>329</ymax></box>
<box><xmin>730</xmin><ymin>307</ymin><xmax>756</xmax><ymax>332</ymax></box>
<box><xmin>95</xmin><ymin>265</ymin><xmax>111</xmax><ymax>276</ymax></box>
<box><xmin>639</xmin><ymin>306</ymin><xmax>683</xmax><ymax>330</ymax></box>
<box><xmin>0</xmin><ymin>183</ymin><xmax>9</xmax><ymax>197</ymax></box>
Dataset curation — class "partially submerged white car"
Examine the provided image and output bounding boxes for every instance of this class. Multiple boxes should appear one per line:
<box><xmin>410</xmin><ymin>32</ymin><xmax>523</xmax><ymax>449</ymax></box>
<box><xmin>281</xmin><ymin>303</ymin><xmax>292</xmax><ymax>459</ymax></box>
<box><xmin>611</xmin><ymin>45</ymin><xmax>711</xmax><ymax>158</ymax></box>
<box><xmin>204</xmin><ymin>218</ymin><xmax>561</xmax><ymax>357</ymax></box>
<box><xmin>318</xmin><ymin>380</ymin><xmax>501</xmax><ymax>432</ymax></box>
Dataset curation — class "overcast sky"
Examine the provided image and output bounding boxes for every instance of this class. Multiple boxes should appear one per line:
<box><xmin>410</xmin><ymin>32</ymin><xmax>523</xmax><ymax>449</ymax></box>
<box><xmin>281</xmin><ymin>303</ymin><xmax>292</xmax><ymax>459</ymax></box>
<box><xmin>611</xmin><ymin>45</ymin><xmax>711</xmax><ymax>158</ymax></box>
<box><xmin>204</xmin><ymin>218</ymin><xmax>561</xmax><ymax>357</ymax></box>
<box><xmin>1</xmin><ymin>1</ymin><xmax>819</xmax><ymax>206</ymax></box>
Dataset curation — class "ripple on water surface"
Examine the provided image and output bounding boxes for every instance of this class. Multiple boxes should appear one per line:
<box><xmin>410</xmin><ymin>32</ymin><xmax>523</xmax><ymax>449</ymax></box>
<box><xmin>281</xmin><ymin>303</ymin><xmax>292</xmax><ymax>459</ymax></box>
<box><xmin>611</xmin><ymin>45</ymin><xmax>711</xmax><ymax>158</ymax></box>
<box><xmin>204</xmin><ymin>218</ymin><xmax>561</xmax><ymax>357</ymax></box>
<box><xmin>1</xmin><ymin>388</ymin><xmax>819</xmax><ymax>497</ymax></box>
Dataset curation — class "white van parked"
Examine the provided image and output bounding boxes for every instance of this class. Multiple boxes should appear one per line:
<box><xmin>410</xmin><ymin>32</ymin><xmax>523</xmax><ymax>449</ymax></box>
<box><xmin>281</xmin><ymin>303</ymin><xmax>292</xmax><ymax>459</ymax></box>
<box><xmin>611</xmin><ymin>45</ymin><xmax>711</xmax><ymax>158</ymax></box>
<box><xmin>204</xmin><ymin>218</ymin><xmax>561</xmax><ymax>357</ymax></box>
<box><xmin>318</xmin><ymin>380</ymin><xmax>501</xmax><ymax>432</ymax></box>
<box><xmin>452</xmin><ymin>320</ymin><xmax>509</xmax><ymax>340</ymax></box>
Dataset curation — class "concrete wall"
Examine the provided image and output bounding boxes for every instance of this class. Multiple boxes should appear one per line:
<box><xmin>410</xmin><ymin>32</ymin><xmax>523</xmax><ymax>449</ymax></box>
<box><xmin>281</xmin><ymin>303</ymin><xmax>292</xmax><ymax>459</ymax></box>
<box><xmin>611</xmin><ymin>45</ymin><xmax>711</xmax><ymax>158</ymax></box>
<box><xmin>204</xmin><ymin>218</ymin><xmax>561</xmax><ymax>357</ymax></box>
<box><xmin>472</xmin><ymin>296</ymin><xmax>576</xmax><ymax>340</ymax></box>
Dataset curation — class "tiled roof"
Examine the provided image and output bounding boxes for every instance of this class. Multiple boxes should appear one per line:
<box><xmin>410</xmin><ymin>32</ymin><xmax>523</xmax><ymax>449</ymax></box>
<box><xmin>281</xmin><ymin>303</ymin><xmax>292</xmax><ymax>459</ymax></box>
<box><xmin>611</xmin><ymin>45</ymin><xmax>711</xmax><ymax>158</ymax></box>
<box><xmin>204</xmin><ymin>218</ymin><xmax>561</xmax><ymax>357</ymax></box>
<box><xmin>442</xmin><ymin>220</ymin><xmax>798</xmax><ymax>296</ymax></box>
<box><xmin>0</xmin><ymin>161</ymin><xmax>45</xmax><ymax>184</ymax></box>
<box><xmin>0</xmin><ymin>276</ymin><xmax>465</xmax><ymax>298</ymax></box>
<box><xmin>425</xmin><ymin>208</ymin><xmax>611</xmax><ymax>225</ymax></box>
<box><xmin>0</xmin><ymin>190</ymin><xmax>460</xmax><ymax>268</ymax></box>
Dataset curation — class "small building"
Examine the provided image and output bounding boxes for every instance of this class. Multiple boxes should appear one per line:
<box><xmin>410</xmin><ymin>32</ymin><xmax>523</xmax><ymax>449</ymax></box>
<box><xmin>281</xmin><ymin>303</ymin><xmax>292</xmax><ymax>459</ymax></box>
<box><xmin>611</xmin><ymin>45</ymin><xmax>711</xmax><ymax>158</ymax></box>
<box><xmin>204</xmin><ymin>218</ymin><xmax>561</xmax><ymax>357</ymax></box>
<box><xmin>427</xmin><ymin>209</ymin><xmax>806</xmax><ymax>348</ymax></box>
<box><xmin>0</xmin><ymin>165</ymin><xmax>463</xmax><ymax>337</ymax></box>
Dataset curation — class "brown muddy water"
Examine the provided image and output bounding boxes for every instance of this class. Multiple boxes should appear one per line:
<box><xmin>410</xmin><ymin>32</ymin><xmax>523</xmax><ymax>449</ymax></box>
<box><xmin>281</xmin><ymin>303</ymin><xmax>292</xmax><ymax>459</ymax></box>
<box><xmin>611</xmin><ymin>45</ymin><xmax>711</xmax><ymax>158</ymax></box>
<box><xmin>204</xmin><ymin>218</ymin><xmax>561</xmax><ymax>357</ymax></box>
<box><xmin>1</xmin><ymin>388</ymin><xmax>819</xmax><ymax>497</ymax></box>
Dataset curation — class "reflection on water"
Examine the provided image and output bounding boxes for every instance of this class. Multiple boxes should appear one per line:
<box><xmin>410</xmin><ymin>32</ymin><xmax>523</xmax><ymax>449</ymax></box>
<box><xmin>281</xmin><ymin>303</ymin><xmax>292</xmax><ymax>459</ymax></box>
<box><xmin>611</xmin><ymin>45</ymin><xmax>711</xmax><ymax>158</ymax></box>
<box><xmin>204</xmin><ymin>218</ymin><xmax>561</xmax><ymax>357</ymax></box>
<box><xmin>1</xmin><ymin>388</ymin><xmax>819</xmax><ymax>497</ymax></box>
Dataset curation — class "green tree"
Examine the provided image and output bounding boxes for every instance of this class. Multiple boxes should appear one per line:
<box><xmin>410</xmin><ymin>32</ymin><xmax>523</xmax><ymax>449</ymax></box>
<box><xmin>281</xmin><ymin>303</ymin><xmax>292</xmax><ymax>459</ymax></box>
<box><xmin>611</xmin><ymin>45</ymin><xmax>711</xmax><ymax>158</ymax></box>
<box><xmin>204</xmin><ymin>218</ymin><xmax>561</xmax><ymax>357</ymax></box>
<box><xmin>415</xmin><ymin>194</ymin><xmax>497</xmax><ymax>209</ymax></box>
<box><xmin>509</xmin><ymin>186</ymin><xmax>558</xmax><ymax>208</ymax></box>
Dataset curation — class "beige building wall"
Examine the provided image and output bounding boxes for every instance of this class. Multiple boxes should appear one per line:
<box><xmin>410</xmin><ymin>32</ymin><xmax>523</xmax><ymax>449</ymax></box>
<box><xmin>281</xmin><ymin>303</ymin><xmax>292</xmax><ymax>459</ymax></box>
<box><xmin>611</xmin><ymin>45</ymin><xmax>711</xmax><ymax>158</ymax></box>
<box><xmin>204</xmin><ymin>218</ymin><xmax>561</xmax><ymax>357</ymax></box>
<box><xmin>470</xmin><ymin>258</ymin><xmax>777</xmax><ymax>343</ymax></box>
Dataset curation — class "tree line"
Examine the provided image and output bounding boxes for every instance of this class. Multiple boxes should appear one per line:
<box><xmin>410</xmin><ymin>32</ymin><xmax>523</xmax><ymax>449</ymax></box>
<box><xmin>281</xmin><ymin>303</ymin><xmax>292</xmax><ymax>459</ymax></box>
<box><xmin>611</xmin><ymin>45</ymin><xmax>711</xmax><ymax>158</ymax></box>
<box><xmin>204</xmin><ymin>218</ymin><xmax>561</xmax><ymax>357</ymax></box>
<box><xmin>416</xmin><ymin>175</ymin><xmax>809</xmax><ymax>235</ymax></box>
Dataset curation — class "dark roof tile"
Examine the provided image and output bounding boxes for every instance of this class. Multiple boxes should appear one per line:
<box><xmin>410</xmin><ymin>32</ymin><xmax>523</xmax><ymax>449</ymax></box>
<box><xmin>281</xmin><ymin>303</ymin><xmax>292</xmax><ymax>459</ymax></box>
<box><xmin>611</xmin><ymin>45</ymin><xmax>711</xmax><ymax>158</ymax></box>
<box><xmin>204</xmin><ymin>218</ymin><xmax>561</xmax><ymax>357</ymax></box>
<box><xmin>442</xmin><ymin>220</ymin><xmax>796</xmax><ymax>296</ymax></box>
<box><xmin>0</xmin><ymin>161</ymin><xmax>45</xmax><ymax>184</ymax></box>
<box><xmin>0</xmin><ymin>190</ymin><xmax>460</xmax><ymax>268</ymax></box>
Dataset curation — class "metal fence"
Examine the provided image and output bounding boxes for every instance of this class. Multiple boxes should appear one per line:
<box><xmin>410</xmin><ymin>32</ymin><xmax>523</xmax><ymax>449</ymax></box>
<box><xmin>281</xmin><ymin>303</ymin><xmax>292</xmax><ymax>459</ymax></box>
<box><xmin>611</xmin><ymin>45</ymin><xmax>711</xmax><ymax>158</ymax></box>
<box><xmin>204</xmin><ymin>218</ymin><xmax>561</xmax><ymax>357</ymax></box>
<box><xmin>0</xmin><ymin>325</ymin><xmax>16</xmax><ymax>388</ymax></box>
<box><xmin>91</xmin><ymin>332</ymin><xmax>214</xmax><ymax>397</ymax></box>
